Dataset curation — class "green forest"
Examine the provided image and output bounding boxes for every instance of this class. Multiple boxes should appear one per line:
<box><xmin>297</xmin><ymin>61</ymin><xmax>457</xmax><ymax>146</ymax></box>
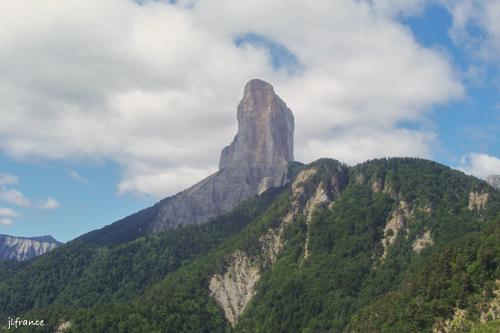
<box><xmin>1</xmin><ymin>158</ymin><xmax>499</xmax><ymax>332</ymax></box>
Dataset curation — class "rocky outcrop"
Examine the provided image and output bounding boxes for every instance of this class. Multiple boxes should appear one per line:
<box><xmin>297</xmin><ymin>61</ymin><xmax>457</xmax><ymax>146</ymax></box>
<box><xmin>255</xmin><ymin>168</ymin><xmax>326</xmax><ymax>267</ymax></box>
<box><xmin>150</xmin><ymin>79</ymin><xmax>294</xmax><ymax>232</ymax></box>
<box><xmin>382</xmin><ymin>201</ymin><xmax>412</xmax><ymax>259</ymax></box>
<box><xmin>367</xmin><ymin>176</ymin><xmax>398</xmax><ymax>197</ymax></box>
<box><xmin>0</xmin><ymin>234</ymin><xmax>61</xmax><ymax>261</ymax></box>
<box><xmin>209</xmin><ymin>251</ymin><xmax>260</xmax><ymax>327</ymax></box>
<box><xmin>371</xmin><ymin>178</ymin><xmax>384</xmax><ymax>193</ymax></box>
<box><xmin>292</xmin><ymin>168</ymin><xmax>318</xmax><ymax>196</ymax></box>
<box><xmin>486</xmin><ymin>175</ymin><xmax>500</xmax><ymax>190</ymax></box>
<box><xmin>287</xmin><ymin>164</ymin><xmax>347</xmax><ymax>262</ymax></box>
<box><xmin>54</xmin><ymin>321</ymin><xmax>72</xmax><ymax>333</ymax></box>
<box><xmin>468</xmin><ymin>191</ymin><xmax>489</xmax><ymax>212</ymax></box>
<box><xmin>412</xmin><ymin>230</ymin><xmax>434</xmax><ymax>254</ymax></box>
<box><xmin>259</xmin><ymin>227</ymin><xmax>284</xmax><ymax>267</ymax></box>
<box><xmin>303</xmin><ymin>181</ymin><xmax>330</xmax><ymax>260</ymax></box>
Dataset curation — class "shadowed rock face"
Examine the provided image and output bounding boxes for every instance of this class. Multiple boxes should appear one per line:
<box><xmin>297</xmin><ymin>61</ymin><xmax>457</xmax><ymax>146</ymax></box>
<box><xmin>0</xmin><ymin>234</ymin><xmax>62</xmax><ymax>261</ymax></box>
<box><xmin>150</xmin><ymin>79</ymin><xmax>294</xmax><ymax>232</ymax></box>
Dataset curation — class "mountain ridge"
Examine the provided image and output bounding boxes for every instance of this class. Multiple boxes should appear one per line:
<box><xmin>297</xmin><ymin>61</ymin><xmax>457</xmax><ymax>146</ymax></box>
<box><xmin>0</xmin><ymin>234</ymin><xmax>62</xmax><ymax>262</ymax></box>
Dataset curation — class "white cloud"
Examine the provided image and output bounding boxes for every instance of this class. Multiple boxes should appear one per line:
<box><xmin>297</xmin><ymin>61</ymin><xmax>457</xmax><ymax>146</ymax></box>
<box><xmin>299</xmin><ymin>128</ymin><xmax>435</xmax><ymax>165</ymax></box>
<box><xmin>0</xmin><ymin>188</ymin><xmax>31</xmax><ymax>207</ymax></box>
<box><xmin>457</xmin><ymin>152</ymin><xmax>500</xmax><ymax>179</ymax></box>
<box><xmin>0</xmin><ymin>173</ymin><xmax>18</xmax><ymax>186</ymax></box>
<box><xmin>444</xmin><ymin>1</ymin><xmax>500</xmax><ymax>62</ymax></box>
<box><xmin>0</xmin><ymin>0</ymin><xmax>463</xmax><ymax>198</ymax></box>
<box><xmin>38</xmin><ymin>197</ymin><xmax>60</xmax><ymax>210</ymax></box>
<box><xmin>0</xmin><ymin>218</ymin><xmax>13</xmax><ymax>226</ymax></box>
<box><xmin>0</xmin><ymin>172</ymin><xmax>61</xmax><ymax>218</ymax></box>
<box><xmin>0</xmin><ymin>207</ymin><xmax>18</xmax><ymax>218</ymax></box>
<box><xmin>117</xmin><ymin>164</ymin><xmax>214</xmax><ymax>197</ymax></box>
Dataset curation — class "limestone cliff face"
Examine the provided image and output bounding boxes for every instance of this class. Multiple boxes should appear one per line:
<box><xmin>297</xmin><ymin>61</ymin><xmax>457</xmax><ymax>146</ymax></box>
<box><xmin>382</xmin><ymin>200</ymin><xmax>412</xmax><ymax>259</ymax></box>
<box><xmin>0</xmin><ymin>234</ymin><xmax>61</xmax><ymax>261</ymax></box>
<box><xmin>468</xmin><ymin>191</ymin><xmax>489</xmax><ymax>211</ymax></box>
<box><xmin>219</xmin><ymin>79</ymin><xmax>294</xmax><ymax>194</ymax></box>
<box><xmin>209</xmin><ymin>251</ymin><xmax>260</xmax><ymax>327</ymax></box>
<box><xmin>150</xmin><ymin>79</ymin><xmax>294</xmax><ymax>232</ymax></box>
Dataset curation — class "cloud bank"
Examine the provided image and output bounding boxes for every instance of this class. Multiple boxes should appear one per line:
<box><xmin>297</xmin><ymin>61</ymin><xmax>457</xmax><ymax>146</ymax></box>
<box><xmin>0</xmin><ymin>0</ymin><xmax>465</xmax><ymax>197</ymax></box>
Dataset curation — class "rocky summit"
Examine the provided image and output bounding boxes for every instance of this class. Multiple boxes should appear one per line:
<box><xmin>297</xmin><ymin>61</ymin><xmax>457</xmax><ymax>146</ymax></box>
<box><xmin>0</xmin><ymin>234</ymin><xmax>61</xmax><ymax>261</ymax></box>
<box><xmin>486</xmin><ymin>175</ymin><xmax>500</xmax><ymax>190</ymax></box>
<box><xmin>149</xmin><ymin>79</ymin><xmax>294</xmax><ymax>232</ymax></box>
<box><xmin>219</xmin><ymin>79</ymin><xmax>294</xmax><ymax>193</ymax></box>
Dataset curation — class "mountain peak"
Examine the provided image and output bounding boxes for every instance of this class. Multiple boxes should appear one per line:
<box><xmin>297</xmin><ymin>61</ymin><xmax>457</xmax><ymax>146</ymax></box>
<box><xmin>220</xmin><ymin>79</ymin><xmax>294</xmax><ymax>170</ymax></box>
<box><xmin>78</xmin><ymin>79</ymin><xmax>296</xmax><ymax>242</ymax></box>
<box><xmin>149</xmin><ymin>78</ymin><xmax>294</xmax><ymax>231</ymax></box>
<box><xmin>243</xmin><ymin>78</ymin><xmax>275</xmax><ymax>97</ymax></box>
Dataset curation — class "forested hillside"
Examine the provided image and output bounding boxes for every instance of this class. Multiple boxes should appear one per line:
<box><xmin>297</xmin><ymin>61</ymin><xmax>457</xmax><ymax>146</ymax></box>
<box><xmin>1</xmin><ymin>158</ymin><xmax>499</xmax><ymax>333</ymax></box>
<box><xmin>0</xmin><ymin>187</ymin><xmax>283</xmax><ymax>324</ymax></box>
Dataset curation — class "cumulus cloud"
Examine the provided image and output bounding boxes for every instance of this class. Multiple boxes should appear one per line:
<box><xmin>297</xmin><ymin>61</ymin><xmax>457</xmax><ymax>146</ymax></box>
<box><xmin>0</xmin><ymin>188</ymin><xmax>31</xmax><ymax>207</ymax></box>
<box><xmin>38</xmin><ymin>197</ymin><xmax>60</xmax><ymax>210</ymax></box>
<box><xmin>457</xmin><ymin>153</ymin><xmax>500</xmax><ymax>179</ymax></box>
<box><xmin>0</xmin><ymin>0</ymin><xmax>463</xmax><ymax>198</ymax></box>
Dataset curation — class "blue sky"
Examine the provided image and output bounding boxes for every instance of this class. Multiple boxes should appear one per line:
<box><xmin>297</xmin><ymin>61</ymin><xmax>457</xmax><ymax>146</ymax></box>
<box><xmin>0</xmin><ymin>157</ymin><xmax>153</xmax><ymax>240</ymax></box>
<box><xmin>0</xmin><ymin>0</ymin><xmax>499</xmax><ymax>242</ymax></box>
<box><xmin>401</xmin><ymin>4</ymin><xmax>500</xmax><ymax>165</ymax></box>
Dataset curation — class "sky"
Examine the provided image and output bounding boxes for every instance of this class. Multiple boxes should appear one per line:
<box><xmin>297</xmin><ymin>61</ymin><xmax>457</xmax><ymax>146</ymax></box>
<box><xmin>0</xmin><ymin>0</ymin><xmax>499</xmax><ymax>242</ymax></box>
